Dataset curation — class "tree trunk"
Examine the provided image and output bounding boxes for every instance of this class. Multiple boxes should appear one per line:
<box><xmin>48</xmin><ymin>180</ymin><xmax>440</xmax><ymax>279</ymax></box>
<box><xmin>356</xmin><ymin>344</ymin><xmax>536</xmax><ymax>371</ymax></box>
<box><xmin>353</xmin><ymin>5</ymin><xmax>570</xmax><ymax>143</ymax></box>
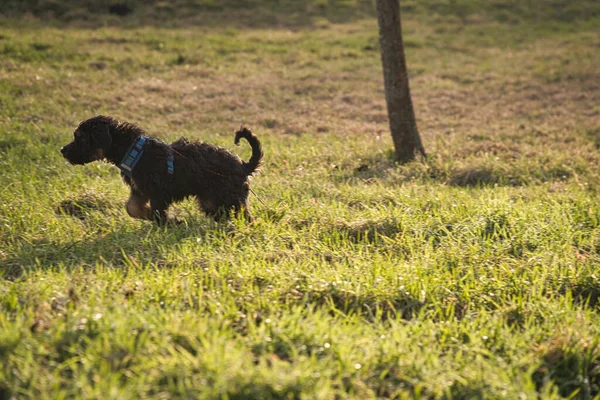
<box><xmin>376</xmin><ymin>0</ymin><xmax>426</xmax><ymax>162</ymax></box>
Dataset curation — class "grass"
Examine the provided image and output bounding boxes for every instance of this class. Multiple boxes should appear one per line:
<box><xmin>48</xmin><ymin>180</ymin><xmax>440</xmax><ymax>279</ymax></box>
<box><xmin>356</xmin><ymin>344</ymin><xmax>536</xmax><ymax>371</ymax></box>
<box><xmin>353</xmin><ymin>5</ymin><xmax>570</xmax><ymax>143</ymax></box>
<box><xmin>1</xmin><ymin>0</ymin><xmax>600</xmax><ymax>398</ymax></box>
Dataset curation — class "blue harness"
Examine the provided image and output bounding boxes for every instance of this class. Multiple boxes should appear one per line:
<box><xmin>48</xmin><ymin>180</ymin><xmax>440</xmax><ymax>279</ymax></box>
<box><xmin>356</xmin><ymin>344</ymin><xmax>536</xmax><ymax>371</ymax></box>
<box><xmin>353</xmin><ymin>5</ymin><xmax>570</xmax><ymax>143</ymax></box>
<box><xmin>119</xmin><ymin>136</ymin><xmax>174</xmax><ymax>177</ymax></box>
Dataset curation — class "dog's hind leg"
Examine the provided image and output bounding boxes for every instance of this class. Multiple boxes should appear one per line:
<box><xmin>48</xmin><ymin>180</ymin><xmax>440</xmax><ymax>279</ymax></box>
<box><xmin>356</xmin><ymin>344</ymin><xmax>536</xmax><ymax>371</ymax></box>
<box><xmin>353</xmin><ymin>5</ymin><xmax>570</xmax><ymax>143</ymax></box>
<box><xmin>197</xmin><ymin>198</ymin><xmax>223</xmax><ymax>221</ymax></box>
<box><xmin>241</xmin><ymin>206</ymin><xmax>254</xmax><ymax>223</ymax></box>
<box><xmin>232</xmin><ymin>200</ymin><xmax>253</xmax><ymax>223</ymax></box>
<box><xmin>126</xmin><ymin>188</ymin><xmax>152</xmax><ymax>220</ymax></box>
<box><xmin>220</xmin><ymin>203</ymin><xmax>253</xmax><ymax>223</ymax></box>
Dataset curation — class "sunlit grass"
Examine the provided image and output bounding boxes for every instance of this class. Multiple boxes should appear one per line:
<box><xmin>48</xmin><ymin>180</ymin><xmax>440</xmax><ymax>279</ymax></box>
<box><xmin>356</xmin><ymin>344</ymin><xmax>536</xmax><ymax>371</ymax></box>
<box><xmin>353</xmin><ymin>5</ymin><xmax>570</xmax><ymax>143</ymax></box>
<box><xmin>1</xmin><ymin>1</ymin><xmax>599</xmax><ymax>398</ymax></box>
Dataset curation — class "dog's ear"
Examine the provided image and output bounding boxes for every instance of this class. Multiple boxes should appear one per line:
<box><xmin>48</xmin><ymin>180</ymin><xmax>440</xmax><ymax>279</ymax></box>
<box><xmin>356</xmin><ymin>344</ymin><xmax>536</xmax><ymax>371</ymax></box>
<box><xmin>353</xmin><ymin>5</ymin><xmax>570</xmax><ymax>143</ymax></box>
<box><xmin>92</xmin><ymin>124</ymin><xmax>112</xmax><ymax>149</ymax></box>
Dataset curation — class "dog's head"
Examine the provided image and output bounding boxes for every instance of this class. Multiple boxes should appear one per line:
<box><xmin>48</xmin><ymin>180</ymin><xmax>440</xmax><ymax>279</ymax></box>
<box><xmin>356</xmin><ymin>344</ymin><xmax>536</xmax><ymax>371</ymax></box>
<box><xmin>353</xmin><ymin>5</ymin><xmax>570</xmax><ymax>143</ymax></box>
<box><xmin>61</xmin><ymin>115</ymin><xmax>115</xmax><ymax>165</ymax></box>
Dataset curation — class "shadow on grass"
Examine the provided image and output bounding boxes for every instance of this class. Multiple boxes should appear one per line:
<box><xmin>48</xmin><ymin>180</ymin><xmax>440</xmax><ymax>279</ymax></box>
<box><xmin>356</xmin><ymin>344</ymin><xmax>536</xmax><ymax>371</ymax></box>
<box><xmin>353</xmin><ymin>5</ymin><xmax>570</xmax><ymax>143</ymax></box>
<box><xmin>333</xmin><ymin>152</ymin><xmax>510</xmax><ymax>187</ymax></box>
<box><xmin>565</xmin><ymin>278</ymin><xmax>600</xmax><ymax>310</ymax></box>
<box><xmin>532</xmin><ymin>332</ymin><xmax>600</xmax><ymax>398</ymax></box>
<box><xmin>1</xmin><ymin>225</ymin><xmax>220</xmax><ymax>280</ymax></box>
<box><xmin>226</xmin><ymin>274</ymin><xmax>425</xmax><ymax>327</ymax></box>
<box><xmin>332</xmin><ymin>150</ymin><xmax>580</xmax><ymax>188</ymax></box>
<box><xmin>331</xmin><ymin>151</ymin><xmax>430</xmax><ymax>186</ymax></box>
<box><xmin>2</xmin><ymin>227</ymin><xmax>152</xmax><ymax>280</ymax></box>
<box><xmin>448</xmin><ymin>165</ymin><xmax>523</xmax><ymax>187</ymax></box>
<box><xmin>280</xmin><ymin>283</ymin><xmax>425</xmax><ymax>322</ymax></box>
<box><xmin>323</xmin><ymin>218</ymin><xmax>404</xmax><ymax>244</ymax></box>
<box><xmin>55</xmin><ymin>193</ymin><xmax>113</xmax><ymax>220</ymax></box>
<box><xmin>3</xmin><ymin>196</ymin><xmax>223</xmax><ymax>280</ymax></box>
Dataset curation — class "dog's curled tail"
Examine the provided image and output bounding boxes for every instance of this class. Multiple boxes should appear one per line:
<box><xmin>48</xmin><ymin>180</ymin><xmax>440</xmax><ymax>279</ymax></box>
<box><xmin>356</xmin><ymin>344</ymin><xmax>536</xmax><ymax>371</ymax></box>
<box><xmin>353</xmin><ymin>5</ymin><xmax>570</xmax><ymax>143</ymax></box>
<box><xmin>235</xmin><ymin>127</ymin><xmax>263</xmax><ymax>176</ymax></box>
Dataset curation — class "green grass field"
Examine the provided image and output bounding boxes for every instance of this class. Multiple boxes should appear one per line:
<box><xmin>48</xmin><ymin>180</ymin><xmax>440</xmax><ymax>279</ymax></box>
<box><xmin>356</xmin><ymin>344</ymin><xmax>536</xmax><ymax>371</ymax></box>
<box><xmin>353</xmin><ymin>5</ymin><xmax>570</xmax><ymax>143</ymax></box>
<box><xmin>1</xmin><ymin>1</ymin><xmax>599</xmax><ymax>398</ymax></box>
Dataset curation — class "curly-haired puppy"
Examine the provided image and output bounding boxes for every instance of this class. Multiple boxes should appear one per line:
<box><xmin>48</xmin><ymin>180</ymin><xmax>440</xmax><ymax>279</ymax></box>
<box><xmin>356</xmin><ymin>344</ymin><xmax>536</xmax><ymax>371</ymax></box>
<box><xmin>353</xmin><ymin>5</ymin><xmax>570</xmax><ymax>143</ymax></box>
<box><xmin>61</xmin><ymin>115</ymin><xmax>263</xmax><ymax>224</ymax></box>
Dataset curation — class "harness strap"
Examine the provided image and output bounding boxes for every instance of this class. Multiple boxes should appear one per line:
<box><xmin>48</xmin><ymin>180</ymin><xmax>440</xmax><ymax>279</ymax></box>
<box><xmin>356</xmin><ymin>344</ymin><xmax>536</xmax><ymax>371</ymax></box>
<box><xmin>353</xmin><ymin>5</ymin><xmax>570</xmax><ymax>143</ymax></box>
<box><xmin>119</xmin><ymin>136</ymin><xmax>147</xmax><ymax>177</ymax></box>
<box><xmin>118</xmin><ymin>136</ymin><xmax>175</xmax><ymax>177</ymax></box>
<box><xmin>167</xmin><ymin>149</ymin><xmax>174</xmax><ymax>175</ymax></box>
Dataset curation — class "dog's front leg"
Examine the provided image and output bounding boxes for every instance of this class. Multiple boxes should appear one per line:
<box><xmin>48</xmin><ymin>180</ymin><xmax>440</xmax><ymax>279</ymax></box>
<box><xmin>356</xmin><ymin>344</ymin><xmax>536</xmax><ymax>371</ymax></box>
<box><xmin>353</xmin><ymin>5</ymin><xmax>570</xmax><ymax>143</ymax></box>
<box><xmin>126</xmin><ymin>189</ymin><xmax>152</xmax><ymax>220</ymax></box>
<box><xmin>150</xmin><ymin>198</ymin><xmax>170</xmax><ymax>225</ymax></box>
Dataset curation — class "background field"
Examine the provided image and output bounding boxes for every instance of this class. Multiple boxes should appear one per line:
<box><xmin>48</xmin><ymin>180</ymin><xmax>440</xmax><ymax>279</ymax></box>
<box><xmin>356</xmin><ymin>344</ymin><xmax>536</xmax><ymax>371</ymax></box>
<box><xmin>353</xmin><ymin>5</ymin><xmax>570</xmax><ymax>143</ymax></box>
<box><xmin>1</xmin><ymin>0</ymin><xmax>599</xmax><ymax>398</ymax></box>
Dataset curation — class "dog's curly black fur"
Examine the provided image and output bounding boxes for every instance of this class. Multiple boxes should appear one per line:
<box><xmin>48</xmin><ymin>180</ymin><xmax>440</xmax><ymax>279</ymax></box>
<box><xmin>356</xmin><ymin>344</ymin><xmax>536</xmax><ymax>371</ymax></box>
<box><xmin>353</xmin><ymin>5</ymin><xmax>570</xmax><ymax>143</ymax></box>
<box><xmin>61</xmin><ymin>115</ymin><xmax>263</xmax><ymax>224</ymax></box>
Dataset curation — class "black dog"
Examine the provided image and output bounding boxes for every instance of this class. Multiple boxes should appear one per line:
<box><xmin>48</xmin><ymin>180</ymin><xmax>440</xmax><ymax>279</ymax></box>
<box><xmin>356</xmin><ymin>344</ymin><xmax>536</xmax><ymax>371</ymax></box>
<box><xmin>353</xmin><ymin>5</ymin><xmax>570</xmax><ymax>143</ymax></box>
<box><xmin>61</xmin><ymin>115</ymin><xmax>263</xmax><ymax>224</ymax></box>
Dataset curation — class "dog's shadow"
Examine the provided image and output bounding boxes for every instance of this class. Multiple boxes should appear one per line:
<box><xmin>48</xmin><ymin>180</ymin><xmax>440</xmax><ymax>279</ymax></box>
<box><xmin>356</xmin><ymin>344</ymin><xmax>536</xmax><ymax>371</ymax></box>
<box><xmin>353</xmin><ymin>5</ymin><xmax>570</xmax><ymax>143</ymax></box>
<box><xmin>3</xmin><ymin>198</ymin><xmax>233</xmax><ymax>280</ymax></box>
<box><xmin>55</xmin><ymin>194</ymin><xmax>113</xmax><ymax>220</ymax></box>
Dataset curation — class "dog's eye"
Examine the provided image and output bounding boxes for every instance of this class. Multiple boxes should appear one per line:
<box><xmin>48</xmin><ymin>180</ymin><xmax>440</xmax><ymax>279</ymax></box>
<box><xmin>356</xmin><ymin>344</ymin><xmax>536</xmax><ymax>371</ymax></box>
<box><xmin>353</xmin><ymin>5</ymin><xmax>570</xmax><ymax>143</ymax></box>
<box><xmin>75</xmin><ymin>131</ymin><xmax>88</xmax><ymax>142</ymax></box>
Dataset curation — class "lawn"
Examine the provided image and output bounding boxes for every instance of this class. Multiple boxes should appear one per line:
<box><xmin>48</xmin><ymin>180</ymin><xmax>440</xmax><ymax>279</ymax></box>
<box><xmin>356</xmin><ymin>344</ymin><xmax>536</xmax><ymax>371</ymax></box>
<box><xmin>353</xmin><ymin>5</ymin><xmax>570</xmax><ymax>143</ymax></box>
<box><xmin>1</xmin><ymin>1</ymin><xmax>599</xmax><ymax>398</ymax></box>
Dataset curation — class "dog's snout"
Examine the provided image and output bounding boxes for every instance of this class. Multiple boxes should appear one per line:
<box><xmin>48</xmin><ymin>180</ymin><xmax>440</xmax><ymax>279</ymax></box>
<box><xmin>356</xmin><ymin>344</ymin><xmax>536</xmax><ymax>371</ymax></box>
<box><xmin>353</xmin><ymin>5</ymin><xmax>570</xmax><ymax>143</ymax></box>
<box><xmin>61</xmin><ymin>144</ymin><xmax>73</xmax><ymax>159</ymax></box>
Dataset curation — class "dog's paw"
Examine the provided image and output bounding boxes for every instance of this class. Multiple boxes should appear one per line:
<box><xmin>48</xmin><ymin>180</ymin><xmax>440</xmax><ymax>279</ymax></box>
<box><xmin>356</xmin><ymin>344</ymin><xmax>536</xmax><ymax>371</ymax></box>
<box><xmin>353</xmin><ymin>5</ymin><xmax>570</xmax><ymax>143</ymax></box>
<box><xmin>168</xmin><ymin>217</ymin><xmax>186</xmax><ymax>226</ymax></box>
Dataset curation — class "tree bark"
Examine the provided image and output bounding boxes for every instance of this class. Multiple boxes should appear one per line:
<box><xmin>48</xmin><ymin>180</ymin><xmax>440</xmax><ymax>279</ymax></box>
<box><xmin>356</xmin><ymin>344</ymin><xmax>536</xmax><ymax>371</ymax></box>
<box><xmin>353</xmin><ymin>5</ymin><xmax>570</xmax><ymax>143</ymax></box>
<box><xmin>376</xmin><ymin>0</ymin><xmax>426</xmax><ymax>162</ymax></box>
